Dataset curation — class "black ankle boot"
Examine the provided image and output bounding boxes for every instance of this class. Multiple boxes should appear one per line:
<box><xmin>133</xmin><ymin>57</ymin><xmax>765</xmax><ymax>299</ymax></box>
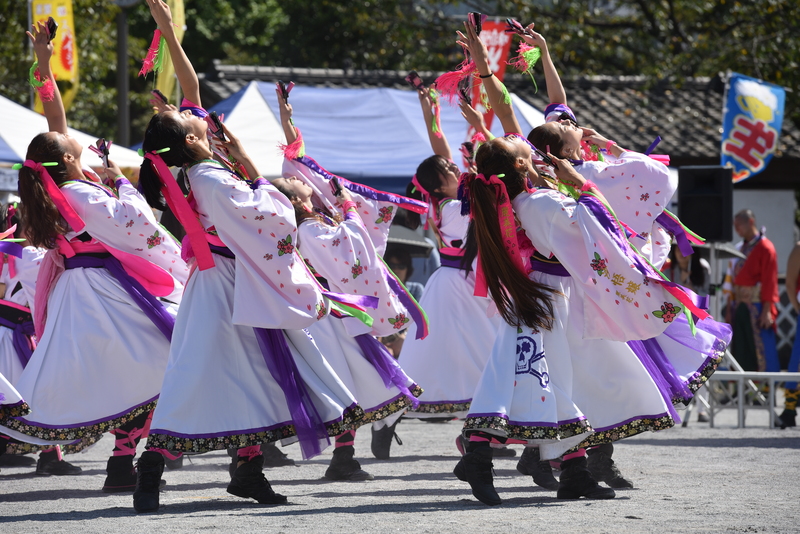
<box><xmin>102</xmin><ymin>455</ymin><xmax>137</xmax><ymax>493</ymax></box>
<box><xmin>260</xmin><ymin>442</ymin><xmax>296</xmax><ymax>467</ymax></box>
<box><xmin>371</xmin><ymin>419</ymin><xmax>402</xmax><ymax>460</ymax></box>
<box><xmin>453</xmin><ymin>446</ymin><xmax>501</xmax><ymax>506</ymax></box>
<box><xmin>777</xmin><ymin>409</ymin><xmax>797</xmax><ymax>429</ymax></box>
<box><xmin>557</xmin><ymin>456</ymin><xmax>616</xmax><ymax>499</ymax></box>
<box><xmin>133</xmin><ymin>451</ymin><xmax>165</xmax><ymax>513</ymax></box>
<box><xmin>325</xmin><ymin>445</ymin><xmax>374</xmax><ymax>481</ymax></box>
<box><xmin>516</xmin><ymin>447</ymin><xmax>559</xmax><ymax>491</ymax></box>
<box><xmin>36</xmin><ymin>449</ymin><xmax>82</xmax><ymax>476</ymax></box>
<box><xmin>227</xmin><ymin>455</ymin><xmax>287</xmax><ymax>504</ymax></box>
<box><xmin>587</xmin><ymin>443</ymin><xmax>633</xmax><ymax>489</ymax></box>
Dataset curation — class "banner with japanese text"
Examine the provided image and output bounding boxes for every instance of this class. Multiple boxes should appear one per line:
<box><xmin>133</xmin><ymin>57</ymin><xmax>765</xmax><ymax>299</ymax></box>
<box><xmin>720</xmin><ymin>73</ymin><xmax>785</xmax><ymax>183</ymax></box>
<box><xmin>32</xmin><ymin>0</ymin><xmax>79</xmax><ymax>111</ymax></box>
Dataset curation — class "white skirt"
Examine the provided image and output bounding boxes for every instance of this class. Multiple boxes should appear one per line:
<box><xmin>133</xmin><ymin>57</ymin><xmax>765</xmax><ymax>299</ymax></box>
<box><xmin>146</xmin><ymin>255</ymin><xmax>362</xmax><ymax>455</ymax></box>
<box><xmin>0</xmin><ymin>328</ymin><xmax>24</xmax><ymax>385</ymax></box>
<box><xmin>0</xmin><ymin>371</ymin><xmax>28</xmax><ymax>421</ymax></box>
<box><xmin>307</xmin><ymin>317</ymin><xmax>420</xmax><ymax>425</ymax></box>
<box><xmin>0</xmin><ymin>267</ymin><xmax>172</xmax><ymax>449</ymax></box>
<box><xmin>400</xmin><ymin>266</ymin><xmax>500</xmax><ymax>418</ymax></box>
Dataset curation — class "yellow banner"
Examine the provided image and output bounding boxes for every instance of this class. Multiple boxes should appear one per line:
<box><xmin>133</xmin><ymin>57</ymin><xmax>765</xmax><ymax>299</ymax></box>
<box><xmin>31</xmin><ymin>0</ymin><xmax>79</xmax><ymax>111</ymax></box>
<box><xmin>155</xmin><ymin>0</ymin><xmax>185</xmax><ymax>102</ymax></box>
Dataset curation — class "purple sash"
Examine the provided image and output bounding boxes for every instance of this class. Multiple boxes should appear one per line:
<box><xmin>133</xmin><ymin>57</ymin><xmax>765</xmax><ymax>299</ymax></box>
<box><xmin>354</xmin><ymin>334</ymin><xmax>419</xmax><ymax>408</ymax></box>
<box><xmin>253</xmin><ymin>328</ymin><xmax>330</xmax><ymax>460</ymax></box>
<box><xmin>64</xmin><ymin>254</ymin><xmax>175</xmax><ymax>341</ymax></box>
<box><xmin>531</xmin><ymin>259</ymin><xmax>570</xmax><ymax>277</ymax></box>
<box><xmin>0</xmin><ymin>306</ymin><xmax>34</xmax><ymax>368</ymax></box>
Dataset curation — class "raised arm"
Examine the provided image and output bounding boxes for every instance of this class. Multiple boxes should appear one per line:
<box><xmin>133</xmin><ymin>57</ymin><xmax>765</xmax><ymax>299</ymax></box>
<box><xmin>520</xmin><ymin>24</ymin><xmax>566</xmax><ymax>106</ymax></box>
<box><xmin>27</xmin><ymin>21</ymin><xmax>67</xmax><ymax>134</ymax></box>
<box><xmin>459</xmin><ymin>99</ymin><xmax>491</xmax><ymax>140</ymax></box>
<box><xmin>276</xmin><ymin>88</ymin><xmax>299</xmax><ymax>145</ymax></box>
<box><xmin>457</xmin><ymin>21</ymin><xmax>522</xmax><ymax>135</ymax></box>
<box><xmin>418</xmin><ymin>88</ymin><xmax>452</xmax><ymax>160</ymax></box>
<box><xmin>146</xmin><ymin>0</ymin><xmax>201</xmax><ymax>106</ymax></box>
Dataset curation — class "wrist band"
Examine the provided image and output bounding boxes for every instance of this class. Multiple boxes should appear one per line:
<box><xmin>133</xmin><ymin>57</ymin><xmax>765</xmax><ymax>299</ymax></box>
<box><xmin>479</xmin><ymin>72</ymin><xmax>494</xmax><ymax>79</ymax></box>
<box><xmin>342</xmin><ymin>200</ymin><xmax>358</xmax><ymax>212</ymax></box>
<box><xmin>114</xmin><ymin>174</ymin><xmax>126</xmax><ymax>181</ymax></box>
<box><xmin>605</xmin><ymin>140</ymin><xmax>617</xmax><ymax>151</ymax></box>
<box><xmin>579</xmin><ymin>181</ymin><xmax>596</xmax><ymax>192</ymax></box>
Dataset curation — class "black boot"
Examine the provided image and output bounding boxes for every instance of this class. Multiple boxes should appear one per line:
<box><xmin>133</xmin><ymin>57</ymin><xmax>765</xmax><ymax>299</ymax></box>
<box><xmin>227</xmin><ymin>455</ymin><xmax>288</xmax><ymax>504</ymax></box>
<box><xmin>261</xmin><ymin>442</ymin><xmax>296</xmax><ymax>467</ymax></box>
<box><xmin>102</xmin><ymin>455</ymin><xmax>137</xmax><ymax>493</ymax></box>
<box><xmin>324</xmin><ymin>445</ymin><xmax>374</xmax><ymax>481</ymax></box>
<box><xmin>133</xmin><ymin>451</ymin><xmax>165</xmax><ymax>513</ymax></box>
<box><xmin>587</xmin><ymin>443</ymin><xmax>633</xmax><ymax>489</ymax></box>
<box><xmin>516</xmin><ymin>447</ymin><xmax>559</xmax><ymax>491</ymax></box>
<box><xmin>557</xmin><ymin>455</ymin><xmax>616</xmax><ymax>499</ymax></box>
<box><xmin>453</xmin><ymin>445</ymin><xmax>501</xmax><ymax>506</ymax></box>
<box><xmin>36</xmin><ymin>449</ymin><xmax>82</xmax><ymax>476</ymax></box>
<box><xmin>371</xmin><ymin>419</ymin><xmax>402</xmax><ymax>460</ymax></box>
<box><xmin>777</xmin><ymin>409</ymin><xmax>797</xmax><ymax>429</ymax></box>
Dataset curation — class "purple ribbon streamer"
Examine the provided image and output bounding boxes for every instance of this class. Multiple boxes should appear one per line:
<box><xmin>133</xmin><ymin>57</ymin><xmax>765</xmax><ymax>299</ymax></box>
<box><xmin>297</xmin><ymin>155</ymin><xmax>429</xmax><ymax>213</ymax></box>
<box><xmin>0</xmin><ymin>241</ymin><xmax>23</xmax><ymax>258</ymax></box>
<box><xmin>627</xmin><ymin>340</ymin><xmax>682</xmax><ymax>421</ymax></box>
<box><xmin>656</xmin><ymin>212</ymin><xmax>694</xmax><ymax>257</ymax></box>
<box><xmin>321</xmin><ymin>290</ymin><xmax>379</xmax><ymax>311</ymax></box>
<box><xmin>63</xmin><ymin>255</ymin><xmax>175</xmax><ymax>341</ymax></box>
<box><xmin>664</xmin><ymin>313</ymin><xmax>732</xmax><ymax>353</ymax></box>
<box><xmin>252</xmin><ymin>328</ymin><xmax>330</xmax><ymax>460</ymax></box>
<box><xmin>0</xmin><ymin>314</ymin><xmax>34</xmax><ymax>368</ymax></box>
<box><xmin>644</xmin><ymin>136</ymin><xmax>662</xmax><ymax>156</ymax></box>
<box><xmin>354</xmin><ymin>334</ymin><xmax>419</xmax><ymax>409</ymax></box>
<box><xmin>384</xmin><ymin>273</ymin><xmax>427</xmax><ymax>340</ymax></box>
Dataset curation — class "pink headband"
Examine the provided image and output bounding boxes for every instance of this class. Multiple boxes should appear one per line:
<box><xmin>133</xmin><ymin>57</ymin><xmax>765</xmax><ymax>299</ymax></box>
<box><xmin>143</xmin><ymin>153</ymin><xmax>216</xmax><ymax>271</ymax></box>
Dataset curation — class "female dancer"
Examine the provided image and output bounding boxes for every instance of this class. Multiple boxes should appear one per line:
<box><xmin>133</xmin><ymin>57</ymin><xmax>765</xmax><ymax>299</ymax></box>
<box><xmin>460</xmin><ymin>20</ymin><xmax>727</xmax><ymax>491</ymax></box>
<box><xmin>133</xmin><ymin>0</ymin><xmax>367</xmax><ymax>512</ymax></box>
<box><xmin>0</xmin><ymin>21</ymin><xmax>189</xmax><ymax>490</ymax></box>
<box><xmin>274</xmin><ymin>93</ymin><xmax>426</xmax><ymax>471</ymax></box>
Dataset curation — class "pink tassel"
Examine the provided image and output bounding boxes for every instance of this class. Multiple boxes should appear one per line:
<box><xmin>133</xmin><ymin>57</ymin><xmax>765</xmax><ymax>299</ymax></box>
<box><xmin>139</xmin><ymin>30</ymin><xmax>163</xmax><ymax>77</ymax></box>
<box><xmin>649</xmin><ymin>154</ymin><xmax>671</xmax><ymax>165</ymax></box>
<box><xmin>36</xmin><ymin>75</ymin><xmax>55</xmax><ymax>102</ymax></box>
<box><xmin>434</xmin><ymin>58</ymin><xmax>477</xmax><ymax>105</ymax></box>
<box><xmin>279</xmin><ymin>127</ymin><xmax>306</xmax><ymax>160</ymax></box>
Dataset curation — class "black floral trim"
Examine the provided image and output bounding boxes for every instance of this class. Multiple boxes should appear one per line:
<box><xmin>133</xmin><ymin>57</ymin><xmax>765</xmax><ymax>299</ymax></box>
<box><xmin>687</xmin><ymin>345</ymin><xmax>726</xmax><ymax>394</ymax></box>
<box><xmin>409</xmin><ymin>400</ymin><xmax>471</xmax><ymax>415</ymax></box>
<box><xmin>0</xmin><ymin>401</ymin><xmax>30</xmax><ymax>420</ymax></box>
<box><xmin>2</xmin><ymin>437</ymin><xmax>100</xmax><ymax>456</ymax></box>
<box><xmin>579</xmin><ymin>414</ymin><xmax>675</xmax><ymax>448</ymax></box>
<box><xmin>357</xmin><ymin>385</ymin><xmax>423</xmax><ymax>426</ymax></box>
<box><xmin>145</xmin><ymin>405</ymin><xmax>366</xmax><ymax>454</ymax></box>
<box><xmin>0</xmin><ymin>400</ymin><xmax>156</xmax><ymax>453</ymax></box>
<box><xmin>463</xmin><ymin>415</ymin><xmax>593</xmax><ymax>441</ymax></box>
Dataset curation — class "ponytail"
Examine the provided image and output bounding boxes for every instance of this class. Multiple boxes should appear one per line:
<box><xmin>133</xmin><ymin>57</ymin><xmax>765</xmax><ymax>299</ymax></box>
<box><xmin>17</xmin><ymin>133</ymin><xmax>71</xmax><ymax>249</ymax></box>
<box><xmin>406</xmin><ymin>155</ymin><xmax>452</xmax><ymax>230</ymax></box>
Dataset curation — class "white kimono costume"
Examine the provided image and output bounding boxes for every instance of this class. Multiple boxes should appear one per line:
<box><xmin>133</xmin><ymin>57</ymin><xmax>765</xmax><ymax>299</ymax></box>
<box><xmin>465</xmin><ymin>188</ymin><xmax>700</xmax><ymax>459</ymax></box>
<box><xmin>0</xmin><ymin>176</ymin><xmax>189</xmax><ymax>451</ymax></box>
<box><xmin>0</xmin><ymin>246</ymin><xmax>44</xmax><ymax>384</ymax></box>
<box><xmin>401</xmin><ymin>199</ymin><xmax>502</xmax><ymax>418</ymax></box>
<box><xmin>146</xmin><ymin>162</ymin><xmax>361</xmax><ymax>457</ymax></box>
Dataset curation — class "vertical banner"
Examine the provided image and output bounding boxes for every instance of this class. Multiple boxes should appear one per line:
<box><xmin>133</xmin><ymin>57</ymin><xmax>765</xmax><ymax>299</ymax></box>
<box><xmin>31</xmin><ymin>0</ymin><xmax>79</xmax><ymax>111</ymax></box>
<box><xmin>470</xmin><ymin>19</ymin><xmax>513</xmax><ymax>133</ymax></box>
<box><xmin>154</xmin><ymin>0</ymin><xmax>185</xmax><ymax>103</ymax></box>
<box><xmin>720</xmin><ymin>73</ymin><xmax>785</xmax><ymax>183</ymax></box>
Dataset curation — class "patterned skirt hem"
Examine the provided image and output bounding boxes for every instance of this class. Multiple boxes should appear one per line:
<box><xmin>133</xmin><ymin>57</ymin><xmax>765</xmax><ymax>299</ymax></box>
<box><xmin>0</xmin><ymin>401</ymin><xmax>155</xmax><ymax>453</ymax></box>
<box><xmin>408</xmin><ymin>399</ymin><xmax>471</xmax><ymax>415</ymax></box>
<box><xmin>357</xmin><ymin>385</ymin><xmax>424</xmax><ymax>426</ymax></box>
<box><xmin>0</xmin><ymin>401</ymin><xmax>30</xmax><ymax>421</ymax></box>
<box><xmin>463</xmin><ymin>415</ymin><xmax>593</xmax><ymax>441</ymax></box>
<box><xmin>145</xmin><ymin>405</ymin><xmax>366</xmax><ymax>454</ymax></box>
<box><xmin>579</xmin><ymin>414</ymin><xmax>675</xmax><ymax>448</ymax></box>
<box><xmin>687</xmin><ymin>352</ymin><xmax>725</xmax><ymax>395</ymax></box>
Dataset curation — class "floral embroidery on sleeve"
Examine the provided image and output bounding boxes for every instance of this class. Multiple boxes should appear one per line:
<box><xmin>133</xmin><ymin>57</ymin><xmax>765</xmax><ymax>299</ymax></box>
<box><xmin>146</xmin><ymin>230</ymin><xmax>162</xmax><ymax>249</ymax></box>
<box><xmin>388</xmin><ymin>312</ymin><xmax>410</xmax><ymax>329</ymax></box>
<box><xmin>653</xmin><ymin>302</ymin><xmax>681</xmax><ymax>323</ymax></box>
<box><xmin>351</xmin><ymin>259</ymin><xmax>364</xmax><ymax>279</ymax></box>
<box><xmin>590</xmin><ymin>252</ymin><xmax>608</xmax><ymax>277</ymax></box>
<box><xmin>375</xmin><ymin>206</ymin><xmax>394</xmax><ymax>224</ymax></box>
<box><xmin>277</xmin><ymin>235</ymin><xmax>294</xmax><ymax>256</ymax></box>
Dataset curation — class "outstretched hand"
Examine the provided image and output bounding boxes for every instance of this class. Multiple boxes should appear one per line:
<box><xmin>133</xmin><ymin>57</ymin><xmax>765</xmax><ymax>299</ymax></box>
<box><xmin>146</xmin><ymin>0</ymin><xmax>173</xmax><ymax>31</ymax></box>
<box><xmin>150</xmin><ymin>98</ymin><xmax>177</xmax><ymax>114</ymax></box>
<box><xmin>549</xmin><ymin>154</ymin><xmax>586</xmax><ymax>188</ymax></box>
<box><xmin>456</xmin><ymin>20</ymin><xmax>489</xmax><ymax>67</ymax></box>
<box><xmin>459</xmin><ymin>99</ymin><xmax>484</xmax><ymax>130</ymax></box>
<box><xmin>275</xmin><ymin>87</ymin><xmax>293</xmax><ymax>118</ymax></box>
<box><xmin>580</xmin><ymin>127</ymin><xmax>609</xmax><ymax>148</ymax></box>
<box><xmin>27</xmin><ymin>21</ymin><xmax>53</xmax><ymax>63</ymax></box>
<box><xmin>520</xmin><ymin>23</ymin><xmax>548</xmax><ymax>50</ymax></box>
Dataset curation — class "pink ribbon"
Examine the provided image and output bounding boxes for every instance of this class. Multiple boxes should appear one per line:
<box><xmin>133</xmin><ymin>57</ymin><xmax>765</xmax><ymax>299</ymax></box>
<box><xmin>144</xmin><ymin>153</ymin><xmax>216</xmax><ymax>271</ymax></box>
<box><xmin>22</xmin><ymin>160</ymin><xmax>85</xmax><ymax>233</ymax></box>
<box><xmin>471</xmin><ymin>174</ymin><xmax>525</xmax><ymax>298</ymax></box>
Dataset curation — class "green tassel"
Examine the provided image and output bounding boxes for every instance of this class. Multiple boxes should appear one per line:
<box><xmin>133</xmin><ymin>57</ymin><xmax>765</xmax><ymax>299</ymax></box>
<box><xmin>521</xmin><ymin>47</ymin><xmax>541</xmax><ymax>92</ymax></box>
<box><xmin>499</xmin><ymin>81</ymin><xmax>512</xmax><ymax>105</ymax></box>
<box><xmin>28</xmin><ymin>61</ymin><xmax>43</xmax><ymax>88</ymax></box>
<box><xmin>152</xmin><ymin>34</ymin><xmax>167</xmax><ymax>74</ymax></box>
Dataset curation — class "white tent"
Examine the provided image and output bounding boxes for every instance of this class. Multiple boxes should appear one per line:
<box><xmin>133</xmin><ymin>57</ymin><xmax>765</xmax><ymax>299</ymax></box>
<box><xmin>209</xmin><ymin>81</ymin><xmax>545</xmax><ymax>191</ymax></box>
<box><xmin>0</xmin><ymin>94</ymin><xmax>142</xmax><ymax>190</ymax></box>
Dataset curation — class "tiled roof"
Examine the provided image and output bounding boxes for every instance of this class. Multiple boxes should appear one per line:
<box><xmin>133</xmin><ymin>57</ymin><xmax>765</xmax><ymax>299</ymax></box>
<box><xmin>199</xmin><ymin>62</ymin><xmax>800</xmax><ymax>188</ymax></box>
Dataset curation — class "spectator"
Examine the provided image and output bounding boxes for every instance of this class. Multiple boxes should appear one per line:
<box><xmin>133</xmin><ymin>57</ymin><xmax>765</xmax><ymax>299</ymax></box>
<box><xmin>779</xmin><ymin>240</ymin><xmax>800</xmax><ymax>428</ymax></box>
<box><xmin>384</xmin><ymin>245</ymin><xmax>424</xmax><ymax>302</ymax></box>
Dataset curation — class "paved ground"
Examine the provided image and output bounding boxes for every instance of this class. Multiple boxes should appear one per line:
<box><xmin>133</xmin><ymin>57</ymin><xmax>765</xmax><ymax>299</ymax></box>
<box><xmin>0</xmin><ymin>406</ymin><xmax>797</xmax><ymax>534</ymax></box>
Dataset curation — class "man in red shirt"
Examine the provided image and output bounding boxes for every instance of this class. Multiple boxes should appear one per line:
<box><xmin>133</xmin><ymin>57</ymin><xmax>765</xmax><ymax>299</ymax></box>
<box><xmin>728</xmin><ymin>209</ymin><xmax>780</xmax><ymax>373</ymax></box>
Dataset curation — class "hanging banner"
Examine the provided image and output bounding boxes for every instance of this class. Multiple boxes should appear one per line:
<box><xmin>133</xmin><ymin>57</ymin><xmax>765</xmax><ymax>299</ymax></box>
<box><xmin>720</xmin><ymin>73</ymin><xmax>785</xmax><ymax>183</ymax></box>
<box><xmin>470</xmin><ymin>19</ymin><xmax>514</xmax><ymax>133</ymax></box>
<box><xmin>31</xmin><ymin>0</ymin><xmax>79</xmax><ymax>111</ymax></box>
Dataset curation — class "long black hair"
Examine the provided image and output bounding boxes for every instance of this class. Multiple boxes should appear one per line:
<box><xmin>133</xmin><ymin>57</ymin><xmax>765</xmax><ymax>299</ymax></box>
<box><xmin>138</xmin><ymin>112</ymin><xmax>205</xmax><ymax>211</ymax></box>
<box><xmin>405</xmin><ymin>155</ymin><xmax>452</xmax><ymax>230</ymax></box>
